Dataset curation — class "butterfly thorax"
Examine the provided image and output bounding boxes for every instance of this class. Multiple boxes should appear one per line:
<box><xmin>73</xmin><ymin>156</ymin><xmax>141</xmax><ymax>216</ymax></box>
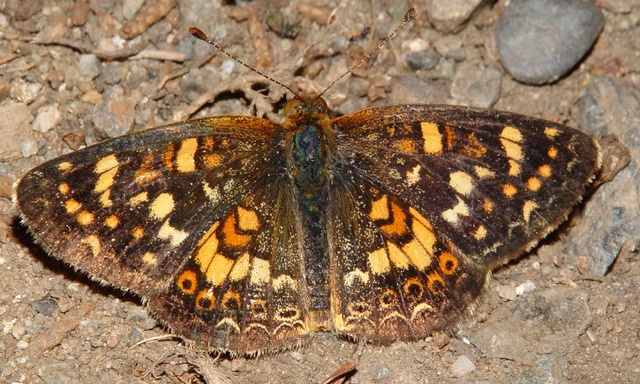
<box><xmin>284</xmin><ymin>96</ymin><xmax>334</xmax><ymax>192</ymax></box>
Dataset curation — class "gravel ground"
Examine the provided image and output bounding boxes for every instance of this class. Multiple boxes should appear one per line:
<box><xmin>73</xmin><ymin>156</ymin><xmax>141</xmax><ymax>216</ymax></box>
<box><xmin>1</xmin><ymin>1</ymin><xmax>638</xmax><ymax>383</ymax></box>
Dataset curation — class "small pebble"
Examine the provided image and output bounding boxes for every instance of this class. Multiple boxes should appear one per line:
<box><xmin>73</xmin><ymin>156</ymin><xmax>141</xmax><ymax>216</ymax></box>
<box><xmin>290</xmin><ymin>351</ymin><xmax>305</xmax><ymax>362</ymax></box>
<box><xmin>451</xmin><ymin>355</ymin><xmax>476</xmax><ymax>377</ymax></box>
<box><xmin>497</xmin><ymin>285</ymin><xmax>517</xmax><ymax>301</ymax></box>
<box><xmin>406</xmin><ymin>52</ymin><xmax>440</xmax><ymax>71</ymax></box>
<box><xmin>375</xmin><ymin>364</ymin><xmax>390</xmax><ymax>380</ymax></box>
<box><xmin>516</xmin><ymin>281</ymin><xmax>537</xmax><ymax>295</ymax></box>
<box><xmin>426</xmin><ymin>0</ymin><xmax>484</xmax><ymax>33</ymax></box>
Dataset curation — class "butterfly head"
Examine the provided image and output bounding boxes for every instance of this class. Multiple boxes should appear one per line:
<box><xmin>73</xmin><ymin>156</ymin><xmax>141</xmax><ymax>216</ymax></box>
<box><xmin>283</xmin><ymin>96</ymin><xmax>330</xmax><ymax>126</ymax></box>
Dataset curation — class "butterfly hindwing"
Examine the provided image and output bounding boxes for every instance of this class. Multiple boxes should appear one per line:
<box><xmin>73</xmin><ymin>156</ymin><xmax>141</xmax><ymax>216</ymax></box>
<box><xmin>327</xmin><ymin>178</ymin><xmax>487</xmax><ymax>342</ymax></box>
<box><xmin>148</xmin><ymin>184</ymin><xmax>311</xmax><ymax>355</ymax></box>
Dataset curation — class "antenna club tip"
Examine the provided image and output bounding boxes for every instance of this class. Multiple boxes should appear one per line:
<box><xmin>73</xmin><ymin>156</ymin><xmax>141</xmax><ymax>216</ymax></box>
<box><xmin>404</xmin><ymin>8</ymin><xmax>417</xmax><ymax>22</ymax></box>
<box><xmin>189</xmin><ymin>27</ymin><xmax>208</xmax><ymax>41</ymax></box>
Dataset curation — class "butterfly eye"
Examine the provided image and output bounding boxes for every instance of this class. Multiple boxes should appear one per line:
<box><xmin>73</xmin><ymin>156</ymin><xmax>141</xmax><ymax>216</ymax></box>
<box><xmin>284</xmin><ymin>98</ymin><xmax>305</xmax><ymax>117</ymax></box>
<box><xmin>314</xmin><ymin>98</ymin><xmax>328</xmax><ymax>115</ymax></box>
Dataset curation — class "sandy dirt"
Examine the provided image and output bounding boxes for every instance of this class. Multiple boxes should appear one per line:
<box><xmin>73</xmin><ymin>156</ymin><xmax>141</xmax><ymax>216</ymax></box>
<box><xmin>1</xmin><ymin>1</ymin><xmax>638</xmax><ymax>383</ymax></box>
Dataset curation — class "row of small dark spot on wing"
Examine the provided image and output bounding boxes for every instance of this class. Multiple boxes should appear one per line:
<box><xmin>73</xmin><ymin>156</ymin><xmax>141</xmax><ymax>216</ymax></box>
<box><xmin>327</xmin><ymin>178</ymin><xmax>484</xmax><ymax>341</ymax></box>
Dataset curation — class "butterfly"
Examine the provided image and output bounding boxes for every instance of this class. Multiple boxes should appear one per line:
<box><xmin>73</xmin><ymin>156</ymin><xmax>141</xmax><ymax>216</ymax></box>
<box><xmin>14</xmin><ymin>12</ymin><xmax>601</xmax><ymax>357</ymax></box>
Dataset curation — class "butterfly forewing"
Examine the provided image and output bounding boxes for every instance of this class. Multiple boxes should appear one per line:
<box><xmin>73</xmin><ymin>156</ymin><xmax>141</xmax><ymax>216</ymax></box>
<box><xmin>16</xmin><ymin>117</ymin><xmax>282</xmax><ymax>295</ymax></box>
<box><xmin>332</xmin><ymin>105</ymin><xmax>601</xmax><ymax>269</ymax></box>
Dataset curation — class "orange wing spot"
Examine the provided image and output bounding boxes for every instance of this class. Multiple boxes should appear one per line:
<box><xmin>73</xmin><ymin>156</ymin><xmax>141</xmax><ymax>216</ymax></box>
<box><xmin>523</xmin><ymin>200</ymin><xmax>539</xmax><ymax>223</ymax></box>
<box><xmin>99</xmin><ymin>190</ymin><xmax>112</xmax><ymax>208</ymax></box>
<box><xmin>444</xmin><ymin>124</ymin><xmax>456</xmax><ymax>150</ymax></box>
<box><xmin>410</xmin><ymin>207</ymin><xmax>436</xmax><ymax>259</ymax></box>
<box><xmin>128</xmin><ymin>192</ymin><xmax>148</xmax><ymax>206</ymax></box>
<box><xmin>94</xmin><ymin>167</ymin><xmax>118</xmax><ymax>193</ymax></box>
<box><xmin>474</xmin><ymin>225</ymin><xmax>487</xmax><ymax>240</ymax></box>
<box><xmin>237</xmin><ymin>206</ymin><xmax>260</xmax><ymax>231</ymax></box>
<box><xmin>438</xmin><ymin>252</ymin><xmax>458</xmax><ymax>275</ymax></box>
<box><xmin>526</xmin><ymin>177</ymin><xmax>542</xmax><ymax>191</ymax></box>
<box><xmin>473</xmin><ymin>166</ymin><xmax>495</xmax><ymax>179</ymax></box>
<box><xmin>206</xmin><ymin>253</ymin><xmax>234</xmax><ymax>286</ymax></box>
<box><xmin>195</xmin><ymin>289</ymin><xmax>215</xmax><ymax>310</ymax></box>
<box><xmin>65</xmin><ymin>199</ymin><xmax>82</xmax><ymax>215</ymax></box>
<box><xmin>503</xmin><ymin>183</ymin><xmax>518</xmax><ymax>198</ymax></box>
<box><xmin>149</xmin><ymin>193</ymin><xmax>175</xmax><ymax>220</ymax></box>
<box><xmin>229</xmin><ymin>252</ymin><xmax>250</xmax><ymax>281</ymax></box>
<box><xmin>402</xmin><ymin>277</ymin><xmax>425</xmax><ymax>298</ymax></box>
<box><xmin>57</xmin><ymin>161</ymin><xmax>73</xmax><ymax>172</ymax></box>
<box><xmin>547</xmin><ymin>146</ymin><xmax>558</xmax><ymax>159</ymax></box>
<box><xmin>544</xmin><ymin>127</ymin><xmax>560</xmax><ymax>139</ymax></box>
<box><xmin>203</xmin><ymin>153</ymin><xmax>224</xmax><ymax>168</ymax></box>
<box><xmin>369</xmin><ymin>194</ymin><xmax>389</xmax><ymax>221</ymax></box>
<box><xmin>222</xmin><ymin>291</ymin><xmax>242</xmax><ymax>311</ymax></box>
<box><xmin>176</xmin><ymin>270</ymin><xmax>198</xmax><ymax>295</ymax></box>
<box><xmin>380</xmin><ymin>201</ymin><xmax>408</xmax><ymax>236</ymax></box>
<box><xmin>95</xmin><ymin>154</ymin><xmax>119</xmax><ymax>174</ymax></box>
<box><xmin>482</xmin><ymin>198</ymin><xmax>495</xmax><ymax>214</ymax></box>
<box><xmin>104</xmin><ymin>215</ymin><xmax>120</xmax><ymax>229</ymax></box>
<box><xmin>394</xmin><ymin>138</ymin><xmax>416</xmax><ymax>153</ymax></box>
<box><xmin>388</xmin><ymin>241</ymin><xmax>410</xmax><ymax>269</ymax></box>
<box><xmin>195</xmin><ymin>222</ymin><xmax>221</xmax><ymax>269</ymax></box>
<box><xmin>163</xmin><ymin>143</ymin><xmax>176</xmax><ymax>171</ymax></box>
<box><xmin>402</xmin><ymin>238</ymin><xmax>431</xmax><ymax>270</ymax></box>
<box><xmin>76</xmin><ymin>210</ymin><xmax>95</xmax><ymax>226</ymax></box>
<box><xmin>420</xmin><ymin>121</ymin><xmax>443</xmax><ymax>154</ymax></box>
<box><xmin>222</xmin><ymin>214</ymin><xmax>251</xmax><ymax>248</ymax></box>
<box><xmin>538</xmin><ymin>164</ymin><xmax>552</xmax><ymax>178</ymax></box>
<box><xmin>176</xmin><ymin>138</ymin><xmax>198</xmax><ymax>173</ymax></box>
<box><xmin>368</xmin><ymin>247</ymin><xmax>391</xmax><ymax>275</ymax></box>
<box><xmin>132</xmin><ymin>226</ymin><xmax>144</xmax><ymax>240</ymax></box>
<box><xmin>58</xmin><ymin>182</ymin><xmax>70</xmax><ymax>195</ymax></box>
<box><xmin>426</xmin><ymin>271</ymin><xmax>445</xmax><ymax>295</ymax></box>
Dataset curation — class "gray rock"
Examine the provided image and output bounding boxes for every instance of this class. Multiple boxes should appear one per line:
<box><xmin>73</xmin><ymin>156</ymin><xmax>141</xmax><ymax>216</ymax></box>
<box><xmin>496</xmin><ymin>0</ymin><xmax>604</xmax><ymax>84</ymax></box>
<box><xmin>570</xmin><ymin>76</ymin><xmax>640</xmax><ymax>276</ymax></box>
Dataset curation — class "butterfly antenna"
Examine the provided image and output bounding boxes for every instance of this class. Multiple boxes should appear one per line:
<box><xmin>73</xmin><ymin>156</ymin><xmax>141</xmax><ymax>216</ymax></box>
<box><xmin>316</xmin><ymin>8</ymin><xmax>417</xmax><ymax>99</ymax></box>
<box><xmin>189</xmin><ymin>27</ymin><xmax>302</xmax><ymax>99</ymax></box>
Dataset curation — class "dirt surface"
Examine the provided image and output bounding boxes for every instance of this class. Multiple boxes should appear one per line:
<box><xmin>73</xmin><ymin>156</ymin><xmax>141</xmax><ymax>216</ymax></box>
<box><xmin>1</xmin><ymin>1</ymin><xmax>639</xmax><ymax>383</ymax></box>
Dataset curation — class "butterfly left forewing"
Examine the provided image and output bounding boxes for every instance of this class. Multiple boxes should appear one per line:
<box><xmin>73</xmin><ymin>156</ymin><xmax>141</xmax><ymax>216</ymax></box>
<box><xmin>15</xmin><ymin>116</ymin><xmax>281</xmax><ymax>295</ymax></box>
